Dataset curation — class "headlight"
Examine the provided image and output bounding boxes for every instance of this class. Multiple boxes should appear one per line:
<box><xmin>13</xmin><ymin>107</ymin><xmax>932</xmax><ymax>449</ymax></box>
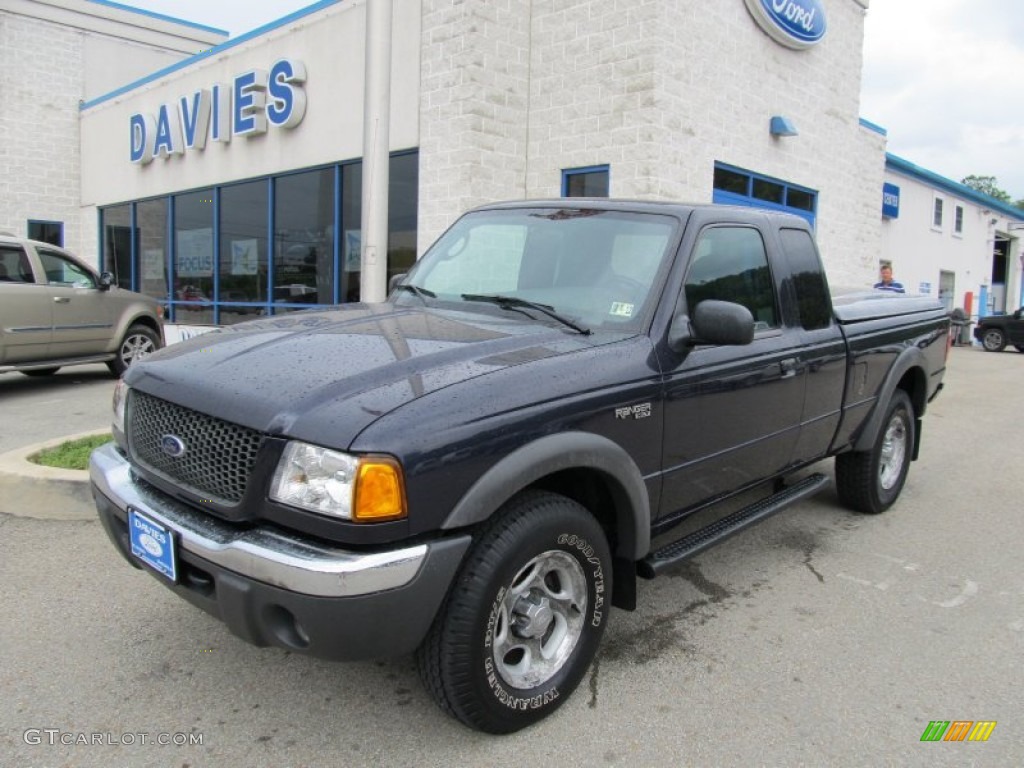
<box><xmin>112</xmin><ymin>379</ymin><xmax>129</xmax><ymax>434</ymax></box>
<box><xmin>270</xmin><ymin>441</ymin><xmax>407</xmax><ymax>523</ymax></box>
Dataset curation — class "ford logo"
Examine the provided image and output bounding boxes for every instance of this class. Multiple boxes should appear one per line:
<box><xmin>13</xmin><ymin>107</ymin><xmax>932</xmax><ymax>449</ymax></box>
<box><xmin>744</xmin><ymin>0</ymin><xmax>827</xmax><ymax>50</ymax></box>
<box><xmin>160</xmin><ymin>435</ymin><xmax>187</xmax><ymax>458</ymax></box>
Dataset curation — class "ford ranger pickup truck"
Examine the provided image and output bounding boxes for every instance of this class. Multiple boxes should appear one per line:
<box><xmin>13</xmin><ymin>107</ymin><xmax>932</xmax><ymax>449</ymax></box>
<box><xmin>90</xmin><ymin>201</ymin><xmax>949</xmax><ymax>733</ymax></box>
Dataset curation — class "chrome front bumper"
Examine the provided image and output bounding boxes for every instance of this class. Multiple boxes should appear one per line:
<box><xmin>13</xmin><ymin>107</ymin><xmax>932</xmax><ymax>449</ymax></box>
<box><xmin>89</xmin><ymin>441</ymin><xmax>428</xmax><ymax>598</ymax></box>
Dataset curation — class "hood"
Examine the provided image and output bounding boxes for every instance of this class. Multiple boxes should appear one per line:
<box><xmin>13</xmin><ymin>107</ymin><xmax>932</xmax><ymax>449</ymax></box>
<box><xmin>125</xmin><ymin>303</ymin><xmax>615</xmax><ymax>448</ymax></box>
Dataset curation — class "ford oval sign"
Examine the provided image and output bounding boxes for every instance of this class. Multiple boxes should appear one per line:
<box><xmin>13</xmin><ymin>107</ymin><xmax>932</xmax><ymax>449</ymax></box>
<box><xmin>160</xmin><ymin>435</ymin><xmax>187</xmax><ymax>458</ymax></box>
<box><xmin>744</xmin><ymin>0</ymin><xmax>827</xmax><ymax>50</ymax></box>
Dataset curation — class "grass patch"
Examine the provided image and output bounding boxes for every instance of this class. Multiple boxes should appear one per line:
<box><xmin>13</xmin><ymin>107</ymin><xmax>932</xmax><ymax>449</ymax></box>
<box><xmin>30</xmin><ymin>433</ymin><xmax>113</xmax><ymax>470</ymax></box>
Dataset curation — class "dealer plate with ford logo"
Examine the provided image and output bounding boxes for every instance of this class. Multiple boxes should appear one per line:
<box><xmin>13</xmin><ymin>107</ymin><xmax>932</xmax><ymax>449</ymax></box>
<box><xmin>128</xmin><ymin>508</ymin><xmax>177</xmax><ymax>582</ymax></box>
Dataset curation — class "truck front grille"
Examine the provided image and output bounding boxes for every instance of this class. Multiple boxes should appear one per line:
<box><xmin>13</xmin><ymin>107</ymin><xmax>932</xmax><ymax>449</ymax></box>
<box><xmin>127</xmin><ymin>390</ymin><xmax>265</xmax><ymax>505</ymax></box>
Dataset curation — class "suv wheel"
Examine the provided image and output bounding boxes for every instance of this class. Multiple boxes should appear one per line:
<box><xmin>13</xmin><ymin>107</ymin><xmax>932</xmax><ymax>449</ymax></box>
<box><xmin>981</xmin><ymin>328</ymin><xmax>1006</xmax><ymax>352</ymax></box>
<box><xmin>417</xmin><ymin>490</ymin><xmax>611</xmax><ymax>733</ymax></box>
<box><xmin>107</xmin><ymin>325</ymin><xmax>161</xmax><ymax>376</ymax></box>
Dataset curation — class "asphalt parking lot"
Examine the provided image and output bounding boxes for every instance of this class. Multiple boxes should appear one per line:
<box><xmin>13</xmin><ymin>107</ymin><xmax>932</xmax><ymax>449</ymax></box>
<box><xmin>1</xmin><ymin>347</ymin><xmax>1021</xmax><ymax>767</ymax></box>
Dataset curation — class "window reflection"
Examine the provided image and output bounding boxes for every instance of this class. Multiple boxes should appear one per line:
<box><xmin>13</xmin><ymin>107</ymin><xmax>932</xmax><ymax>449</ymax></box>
<box><xmin>220</xmin><ymin>180</ymin><xmax>268</xmax><ymax>311</ymax></box>
<box><xmin>102</xmin><ymin>204</ymin><xmax>132</xmax><ymax>289</ymax></box>
<box><xmin>137</xmin><ymin>199</ymin><xmax>168</xmax><ymax>303</ymax></box>
<box><xmin>173</xmin><ymin>189</ymin><xmax>215</xmax><ymax>321</ymax></box>
<box><xmin>274</xmin><ymin>169</ymin><xmax>334</xmax><ymax>307</ymax></box>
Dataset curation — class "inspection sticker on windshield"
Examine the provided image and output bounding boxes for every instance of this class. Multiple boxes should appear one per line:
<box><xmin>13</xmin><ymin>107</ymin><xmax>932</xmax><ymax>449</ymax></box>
<box><xmin>609</xmin><ymin>302</ymin><xmax>635</xmax><ymax>318</ymax></box>
<box><xmin>128</xmin><ymin>508</ymin><xmax>177</xmax><ymax>582</ymax></box>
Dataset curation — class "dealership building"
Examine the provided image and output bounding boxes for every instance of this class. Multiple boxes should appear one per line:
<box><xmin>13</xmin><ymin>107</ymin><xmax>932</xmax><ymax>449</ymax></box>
<box><xmin>2</xmin><ymin>0</ymin><xmax>1021</xmax><ymax>337</ymax></box>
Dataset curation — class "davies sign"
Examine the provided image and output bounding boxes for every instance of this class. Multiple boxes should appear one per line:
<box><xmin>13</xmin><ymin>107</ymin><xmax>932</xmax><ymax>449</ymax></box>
<box><xmin>743</xmin><ymin>0</ymin><xmax>827</xmax><ymax>50</ymax></box>
<box><xmin>130</xmin><ymin>58</ymin><xmax>307</xmax><ymax>165</ymax></box>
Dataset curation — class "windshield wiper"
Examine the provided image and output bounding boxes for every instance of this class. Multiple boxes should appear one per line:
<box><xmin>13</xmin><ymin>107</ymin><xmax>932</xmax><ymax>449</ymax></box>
<box><xmin>392</xmin><ymin>283</ymin><xmax>436</xmax><ymax>302</ymax></box>
<box><xmin>460</xmin><ymin>293</ymin><xmax>591</xmax><ymax>335</ymax></box>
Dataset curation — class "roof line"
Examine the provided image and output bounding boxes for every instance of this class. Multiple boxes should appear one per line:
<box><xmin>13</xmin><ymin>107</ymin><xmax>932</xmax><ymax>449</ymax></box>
<box><xmin>858</xmin><ymin>117</ymin><xmax>887</xmax><ymax>137</ymax></box>
<box><xmin>80</xmin><ymin>0</ymin><xmax>343</xmax><ymax>111</ymax></box>
<box><xmin>85</xmin><ymin>0</ymin><xmax>228</xmax><ymax>36</ymax></box>
<box><xmin>886</xmin><ymin>153</ymin><xmax>1024</xmax><ymax>221</ymax></box>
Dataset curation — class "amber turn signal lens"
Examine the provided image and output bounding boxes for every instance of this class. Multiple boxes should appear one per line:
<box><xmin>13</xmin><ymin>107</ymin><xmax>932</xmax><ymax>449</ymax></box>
<box><xmin>352</xmin><ymin>459</ymin><xmax>407</xmax><ymax>522</ymax></box>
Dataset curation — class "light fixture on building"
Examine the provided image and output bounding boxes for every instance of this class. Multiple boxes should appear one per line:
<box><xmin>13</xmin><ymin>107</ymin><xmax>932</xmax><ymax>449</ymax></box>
<box><xmin>770</xmin><ymin>116</ymin><xmax>798</xmax><ymax>137</ymax></box>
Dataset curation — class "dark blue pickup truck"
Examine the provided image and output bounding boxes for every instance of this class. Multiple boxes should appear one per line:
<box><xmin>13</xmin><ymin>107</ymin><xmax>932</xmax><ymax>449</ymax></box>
<box><xmin>90</xmin><ymin>200</ymin><xmax>949</xmax><ymax>732</ymax></box>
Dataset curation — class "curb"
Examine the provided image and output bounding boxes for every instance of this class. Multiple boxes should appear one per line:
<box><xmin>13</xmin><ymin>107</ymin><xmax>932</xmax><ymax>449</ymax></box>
<box><xmin>0</xmin><ymin>429</ymin><xmax>109</xmax><ymax>521</ymax></box>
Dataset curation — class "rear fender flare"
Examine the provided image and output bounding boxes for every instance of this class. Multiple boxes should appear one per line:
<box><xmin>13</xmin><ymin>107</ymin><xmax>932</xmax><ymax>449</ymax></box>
<box><xmin>441</xmin><ymin>432</ymin><xmax>650</xmax><ymax>560</ymax></box>
<box><xmin>852</xmin><ymin>347</ymin><xmax>927</xmax><ymax>455</ymax></box>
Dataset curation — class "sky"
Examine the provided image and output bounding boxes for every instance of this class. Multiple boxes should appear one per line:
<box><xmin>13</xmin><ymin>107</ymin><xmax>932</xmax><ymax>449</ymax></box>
<box><xmin>119</xmin><ymin>0</ymin><xmax>1024</xmax><ymax>200</ymax></box>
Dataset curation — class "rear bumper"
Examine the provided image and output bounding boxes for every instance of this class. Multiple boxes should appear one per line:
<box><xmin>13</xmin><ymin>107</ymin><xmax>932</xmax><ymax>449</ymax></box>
<box><xmin>90</xmin><ymin>443</ymin><xmax>470</xmax><ymax>660</ymax></box>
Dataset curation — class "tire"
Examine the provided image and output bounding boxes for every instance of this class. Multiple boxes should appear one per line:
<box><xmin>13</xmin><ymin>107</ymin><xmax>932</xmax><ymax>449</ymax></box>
<box><xmin>981</xmin><ymin>328</ymin><xmax>1006</xmax><ymax>352</ymax></box>
<box><xmin>107</xmin><ymin>324</ymin><xmax>161</xmax><ymax>376</ymax></box>
<box><xmin>835</xmin><ymin>390</ymin><xmax>915</xmax><ymax>514</ymax></box>
<box><xmin>416</xmin><ymin>490</ymin><xmax>612</xmax><ymax>734</ymax></box>
<box><xmin>21</xmin><ymin>367</ymin><xmax>61</xmax><ymax>377</ymax></box>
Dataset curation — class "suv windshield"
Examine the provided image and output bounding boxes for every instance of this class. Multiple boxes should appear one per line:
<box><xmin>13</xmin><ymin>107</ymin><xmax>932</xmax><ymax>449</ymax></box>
<box><xmin>399</xmin><ymin>208</ymin><xmax>678</xmax><ymax>333</ymax></box>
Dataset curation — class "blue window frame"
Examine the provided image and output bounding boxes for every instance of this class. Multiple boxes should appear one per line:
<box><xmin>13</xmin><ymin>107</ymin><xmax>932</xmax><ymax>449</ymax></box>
<box><xmin>27</xmin><ymin>220</ymin><xmax>63</xmax><ymax>246</ymax></box>
<box><xmin>562</xmin><ymin>165</ymin><xmax>610</xmax><ymax>198</ymax></box>
<box><xmin>99</xmin><ymin>150</ymin><xmax>418</xmax><ymax>324</ymax></box>
<box><xmin>712</xmin><ymin>163</ymin><xmax>817</xmax><ymax>226</ymax></box>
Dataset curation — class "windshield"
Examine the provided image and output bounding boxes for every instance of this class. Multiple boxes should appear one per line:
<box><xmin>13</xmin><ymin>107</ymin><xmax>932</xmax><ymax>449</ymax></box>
<box><xmin>398</xmin><ymin>208</ymin><xmax>678</xmax><ymax>333</ymax></box>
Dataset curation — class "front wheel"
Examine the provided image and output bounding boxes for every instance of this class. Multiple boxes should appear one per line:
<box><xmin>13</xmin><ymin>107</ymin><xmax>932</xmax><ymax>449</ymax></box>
<box><xmin>981</xmin><ymin>328</ymin><xmax>1006</xmax><ymax>352</ymax></box>
<box><xmin>835</xmin><ymin>390</ymin><xmax>915</xmax><ymax>514</ymax></box>
<box><xmin>416</xmin><ymin>490</ymin><xmax>611</xmax><ymax>733</ymax></box>
<box><xmin>107</xmin><ymin>325</ymin><xmax>161</xmax><ymax>376</ymax></box>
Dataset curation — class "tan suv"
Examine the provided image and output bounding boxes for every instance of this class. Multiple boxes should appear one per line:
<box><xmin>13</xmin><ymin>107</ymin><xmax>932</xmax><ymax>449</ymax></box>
<box><xmin>0</xmin><ymin>234</ymin><xmax>163</xmax><ymax>378</ymax></box>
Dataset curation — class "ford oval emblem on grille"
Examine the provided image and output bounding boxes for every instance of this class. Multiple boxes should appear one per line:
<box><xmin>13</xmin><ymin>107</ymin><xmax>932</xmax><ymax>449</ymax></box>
<box><xmin>160</xmin><ymin>435</ymin><xmax>187</xmax><ymax>458</ymax></box>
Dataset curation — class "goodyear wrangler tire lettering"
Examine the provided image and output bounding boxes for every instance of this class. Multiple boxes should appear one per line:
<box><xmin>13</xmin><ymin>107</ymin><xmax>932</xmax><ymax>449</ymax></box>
<box><xmin>415</xmin><ymin>490</ymin><xmax>612</xmax><ymax>734</ymax></box>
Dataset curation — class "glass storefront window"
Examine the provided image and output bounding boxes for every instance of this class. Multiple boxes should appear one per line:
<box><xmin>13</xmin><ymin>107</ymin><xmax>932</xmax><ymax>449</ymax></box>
<box><xmin>219</xmin><ymin>180</ymin><xmax>268</xmax><ymax>323</ymax></box>
<box><xmin>174</xmin><ymin>189</ymin><xmax>215</xmax><ymax>324</ymax></box>
<box><xmin>341</xmin><ymin>162</ymin><xmax>362</xmax><ymax>303</ymax></box>
<box><xmin>389</xmin><ymin>152</ymin><xmax>419</xmax><ymax>286</ymax></box>
<box><xmin>102</xmin><ymin>204</ymin><xmax>132</xmax><ymax>289</ymax></box>
<box><xmin>274</xmin><ymin>168</ymin><xmax>335</xmax><ymax>308</ymax></box>
<box><xmin>97</xmin><ymin>150</ymin><xmax>418</xmax><ymax>325</ymax></box>
<box><xmin>136</xmin><ymin>199</ymin><xmax>168</xmax><ymax>304</ymax></box>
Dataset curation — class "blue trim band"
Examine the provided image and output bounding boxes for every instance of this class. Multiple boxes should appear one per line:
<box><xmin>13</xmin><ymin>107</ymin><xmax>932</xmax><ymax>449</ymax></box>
<box><xmin>886</xmin><ymin>153</ymin><xmax>1024</xmax><ymax>221</ymax></box>
<box><xmin>858</xmin><ymin>117</ymin><xmax>887</xmax><ymax>136</ymax></box>
<box><xmin>86</xmin><ymin>0</ymin><xmax>228</xmax><ymax>36</ymax></box>
<box><xmin>81</xmin><ymin>0</ymin><xmax>343</xmax><ymax>111</ymax></box>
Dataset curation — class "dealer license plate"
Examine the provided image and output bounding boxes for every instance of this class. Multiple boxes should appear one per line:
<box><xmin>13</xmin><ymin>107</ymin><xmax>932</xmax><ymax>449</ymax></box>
<box><xmin>128</xmin><ymin>508</ymin><xmax>177</xmax><ymax>582</ymax></box>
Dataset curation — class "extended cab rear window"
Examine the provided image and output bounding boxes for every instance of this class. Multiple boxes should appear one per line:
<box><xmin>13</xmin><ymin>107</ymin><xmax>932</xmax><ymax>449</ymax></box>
<box><xmin>778</xmin><ymin>228</ymin><xmax>831</xmax><ymax>330</ymax></box>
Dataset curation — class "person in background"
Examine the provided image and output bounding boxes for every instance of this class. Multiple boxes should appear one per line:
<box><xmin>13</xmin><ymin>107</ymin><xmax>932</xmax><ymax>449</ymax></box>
<box><xmin>874</xmin><ymin>264</ymin><xmax>905</xmax><ymax>293</ymax></box>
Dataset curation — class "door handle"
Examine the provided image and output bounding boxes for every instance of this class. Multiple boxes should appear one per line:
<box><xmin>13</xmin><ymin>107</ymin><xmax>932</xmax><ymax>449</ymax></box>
<box><xmin>779</xmin><ymin>358</ymin><xmax>798</xmax><ymax>379</ymax></box>
<box><xmin>53</xmin><ymin>297</ymin><xmax>71</xmax><ymax>304</ymax></box>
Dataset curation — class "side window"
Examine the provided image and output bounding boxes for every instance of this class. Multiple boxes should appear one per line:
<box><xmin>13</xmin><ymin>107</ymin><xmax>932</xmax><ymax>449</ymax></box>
<box><xmin>0</xmin><ymin>246</ymin><xmax>36</xmax><ymax>283</ymax></box>
<box><xmin>684</xmin><ymin>226</ymin><xmax>778</xmax><ymax>330</ymax></box>
<box><xmin>778</xmin><ymin>228</ymin><xmax>831</xmax><ymax>330</ymax></box>
<box><xmin>36</xmin><ymin>250</ymin><xmax>97</xmax><ymax>288</ymax></box>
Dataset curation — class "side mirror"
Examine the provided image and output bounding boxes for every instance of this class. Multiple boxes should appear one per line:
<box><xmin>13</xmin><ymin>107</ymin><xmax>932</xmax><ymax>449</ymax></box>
<box><xmin>99</xmin><ymin>272</ymin><xmax>114</xmax><ymax>291</ymax></box>
<box><xmin>668</xmin><ymin>300</ymin><xmax>755</xmax><ymax>352</ymax></box>
<box><xmin>388</xmin><ymin>273</ymin><xmax>407</xmax><ymax>294</ymax></box>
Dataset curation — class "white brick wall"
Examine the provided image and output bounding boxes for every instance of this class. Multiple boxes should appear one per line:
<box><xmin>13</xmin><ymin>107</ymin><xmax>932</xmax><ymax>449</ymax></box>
<box><xmin>1</xmin><ymin>6</ymin><xmax>222</xmax><ymax>267</ymax></box>
<box><xmin>418</xmin><ymin>0</ymin><xmax>885</xmax><ymax>287</ymax></box>
<box><xmin>1</xmin><ymin>13</ymin><xmax>83</xmax><ymax>255</ymax></box>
